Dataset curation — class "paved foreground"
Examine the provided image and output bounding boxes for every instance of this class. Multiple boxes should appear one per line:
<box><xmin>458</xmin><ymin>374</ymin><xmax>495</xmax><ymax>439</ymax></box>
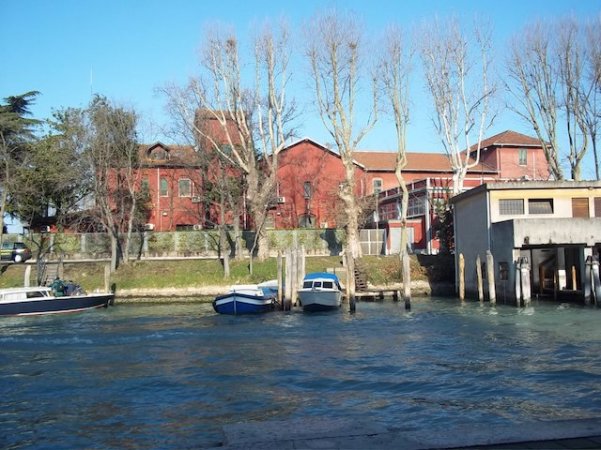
<box><xmin>214</xmin><ymin>417</ymin><xmax>601</xmax><ymax>449</ymax></box>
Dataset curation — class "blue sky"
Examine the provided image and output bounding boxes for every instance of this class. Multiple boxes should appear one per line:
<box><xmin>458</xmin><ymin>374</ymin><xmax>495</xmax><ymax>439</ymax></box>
<box><xmin>1</xmin><ymin>0</ymin><xmax>600</xmax><ymax>155</ymax></box>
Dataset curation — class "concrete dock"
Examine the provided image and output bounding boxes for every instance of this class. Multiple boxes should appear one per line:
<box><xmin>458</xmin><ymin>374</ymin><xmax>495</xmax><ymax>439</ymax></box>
<box><xmin>215</xmin><ymin>417</ymin><xmax>601</xmax><ymax>449</ymax></box>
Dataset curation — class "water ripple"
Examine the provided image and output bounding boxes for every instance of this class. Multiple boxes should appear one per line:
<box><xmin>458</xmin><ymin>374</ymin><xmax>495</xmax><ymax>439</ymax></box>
<box><xmin>1</xmin><ymin>300</ymin><xmax>601</xmax><ymax>448</ymax></box>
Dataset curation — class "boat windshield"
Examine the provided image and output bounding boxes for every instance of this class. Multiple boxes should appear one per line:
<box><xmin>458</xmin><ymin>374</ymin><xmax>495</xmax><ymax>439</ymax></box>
<box><xmin>26</xmin><ymin>290</ymin><xmax>49</xmax><ymax>299</ymax></box>
<box><xmin>323</xmin><ymin>281</ymin><xmax>333</xmax><ymax>289</ymax></box>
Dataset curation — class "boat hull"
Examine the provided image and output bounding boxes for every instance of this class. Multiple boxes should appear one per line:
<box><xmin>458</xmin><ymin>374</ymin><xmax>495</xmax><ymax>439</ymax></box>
<box><xmin>0</xmin><ymin>293</ymin><xmax>113</xmax><ymax>317</ymax></box>
<box><xmin>298</xmin><ymin>289</ymin><xmax>342</xmax><ymax>312</ymax></box>
<box><xmin>213</xmin><ymin>292</ymin><xmax>276</xmax><ymax>315</ymax></box>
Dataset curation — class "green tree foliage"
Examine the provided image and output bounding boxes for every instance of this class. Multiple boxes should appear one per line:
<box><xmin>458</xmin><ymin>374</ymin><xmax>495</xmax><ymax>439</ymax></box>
<box><xmin>11</xmin><ymin>108</ymin><xmax>90</xmax><ymax>230</ymax></box>
<box><xmin>0</xmin><ymin>91</ymin><xmax>41</xmax><ymax>236</ymax></box>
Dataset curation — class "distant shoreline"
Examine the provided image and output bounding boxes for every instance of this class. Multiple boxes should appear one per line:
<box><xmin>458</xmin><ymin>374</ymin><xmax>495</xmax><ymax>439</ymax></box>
<box><xmin>113</xmin><ymin>280</ymin><xmax>454</xmax><ymax>302</ymax></box>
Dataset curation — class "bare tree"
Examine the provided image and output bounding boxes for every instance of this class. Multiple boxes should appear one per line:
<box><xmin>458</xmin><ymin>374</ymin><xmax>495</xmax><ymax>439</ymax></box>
<box><xmin>84</xmin><ymin>96</ymin><xmax>142</xmax><ymax>271</ymax></box>
<box><xmin>164</xmin><ymin>22</ymin><xmax>294</xmax><ymax>270</ymax></box>
<box><xmin>508</xmin><ymin>18</ymin><xmax>600</xmax><ymax>181</ymax></box>
<box><xmin>557</xmin><ymin>18</ymin><xmax>589</xmax><ymax>181</ymax></box>
<box><xmin>420</xmin><ymin>17</ymin><xmax>496</xmax><ymax>195</ymax></box>
<box><xmin>507</xmin><ymin>22</ymin><xmax>564</xmax><ymax>180</ymax></box>
<box><xmin>582</xmin><ymin>17</ymin><xmax>601</xmax><ymax>180</ymax></box>
<box><xmin>305</xmin><ymin>10</ymin><xmax>378</xmax><ymax>302</ymax></box>
<box><xmin>379</xmin><ymin>25</ymin><xmax>412</xmax><ymax>301</ymax></box>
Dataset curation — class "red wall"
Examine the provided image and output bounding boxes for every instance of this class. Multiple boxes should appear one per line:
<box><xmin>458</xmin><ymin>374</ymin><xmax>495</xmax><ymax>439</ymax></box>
<box><xmin>274</xmin><ymin>140</ymin><xmax>364</xmax><ymax>228</ymax></box>
<box><xmin>496</xmin><ymin>146</ymin><xmax>550</xmax><ymax>180</ymax></box>
<box><xmin>140</xmin><ymin>166</ymin><xmax>203</xmax><ymax>232</ymax></box>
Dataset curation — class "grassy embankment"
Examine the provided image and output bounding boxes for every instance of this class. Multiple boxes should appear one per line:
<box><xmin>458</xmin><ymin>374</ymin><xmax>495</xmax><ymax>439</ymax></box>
<box><xmin>0</xmin><ymin>254</ymin><xmax>454</xmax><ymax>294</ymax></box>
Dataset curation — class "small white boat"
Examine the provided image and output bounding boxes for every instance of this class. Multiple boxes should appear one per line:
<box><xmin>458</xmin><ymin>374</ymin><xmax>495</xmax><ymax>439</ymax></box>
<box><xmin>213</xmin><ymin>280</ymin><xmax>279</xmax><ymax>315</ymax></box>
<box><xmin>0</xmin><ymin>285</ymin><xmax>113</xmax><ymax>317</ymax></box>
<box><xmin>298</xmin><ymin>272</ymin><xmax>343</xmax><ymax>312</ymax></box>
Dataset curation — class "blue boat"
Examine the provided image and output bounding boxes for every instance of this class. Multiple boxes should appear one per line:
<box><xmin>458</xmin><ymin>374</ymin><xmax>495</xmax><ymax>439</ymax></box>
<box><xmin>212</xmin><ymin>280</ymin><xmax>278</xmax><ymax>315</ymax></box>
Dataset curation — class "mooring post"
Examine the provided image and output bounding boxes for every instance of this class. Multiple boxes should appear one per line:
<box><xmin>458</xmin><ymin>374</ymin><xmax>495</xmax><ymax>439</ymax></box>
<box><xmin>521</xmin><ymin>257</ymin><xmax>531</xmax><ymax>305</ymax></box>
<box><xmin>458</xmin><ymin>253</ymin><xmax>465</xmax><ymax>301</ymax></box>
<box><xmin>486</xmin><ymin>250</ymin><xmax>496</xmax><ymax>306</ymax></box>
<box><xmin>476</xmin><ymin>254</ymin><xmax>483</xmax><ymax>303</ymax></box>
<box><xmin>291</xmin><ymin>248</ymin><xmax>298</xmax><ymax>308</ymax></box>
<box><xmin>592</xmin><ymin>257</ymin><xmax>601</xmax><ymax>306</ymax></box>
<box><xmin>347</xmin><ymin>253</ymin><xmax>356</xmax><ymax>313</ymax></box>
<box><xmin>284</xmin><ymin>249</ymin><xmax>292</xmax><ymax>310</ymax></box>
<box><xmin>584</xmin><ymin>256</ymin><xmax>593</xmax><ymax>305</ymax></box>
<box><xmin>277</xmin><ymin>251</ymin><xmax>283</xmax><ymax>310</ymax></box>
<box><xmin>515</xmin><ymin>259</ymin><xmax>522</xmax><ymax>307</ymax></box>
<box><xmin>402</xmin><ymin>251</ymin><xmax>411</xmax><ymax>310</ymax></box>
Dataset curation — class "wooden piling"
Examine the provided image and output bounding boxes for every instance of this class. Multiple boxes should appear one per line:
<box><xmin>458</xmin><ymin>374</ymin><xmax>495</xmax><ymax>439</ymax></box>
<box><xmin>459</xmin><ymin>253</ymin><xmax>465</xmax><ymax>301</ymax></box>
<box><xmin>284</xmin><ymin>249</ymin><xmax>292</xmax><ymax>309</ymax></box>
<box><xmin>402</xmin><ymin>251</ymin><xmax>411</xmax><ymax>310</ymax></box>
<box><xmin>277</xmin><ymin>251</ymin><xmax>283</xmax><ymax>310</ymax></box>
<box><xmin>476</xmin><ymin>254</ymin><xmax>483</xmax><ymax>303</ymax></box>
<box><xmin>291</xmin><ymin>249</ymin><xmax>298</xmax><ymax>308</ymax></box>
<box><xmin>486</xmin><ymin>251</ymin><xmax>496</xmax><ymax>305</ymax></box>
<box><xmin>571</xmin><ymin>265</ymin><xmax>577</xmax><ymax>290</ymax></box>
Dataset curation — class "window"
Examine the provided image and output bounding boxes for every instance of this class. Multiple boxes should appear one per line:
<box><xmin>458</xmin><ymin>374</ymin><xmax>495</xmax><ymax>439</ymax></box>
<box><xmin>518</xmin><ymin>148</ymin><xmax>527</xmax><ymax>166</ymax></box>
<box><xmin>373</xmin><ymin>178</ymin><xmax>383</xmax><ymax>194</ymax></box>
<box><xmin>499</xmin><ymin>199</ymin><xmax>524</xmax><ymax>215</ymax></box>
<box><xmin>572</xmin><ymin>197</ymin><xmax>590</xmax><ymax>218</ymax></box>
<box><xmin>159</xmin><ymin>178</ymin><xmax>168</xmax><ymax>197</ymax></box>
<box><xmin>408</xmin><ymin>195</ymin><xmax>426</xmax><ymax>217</ymax></box>
<box><xmin>178</xmin><ymin>179</ymin><xmax>192</xmax><ymax>197</ymax></box>
<box><xmin>150</xmin><ymin>148</ymin><xmax>169</xmax><ymax>161</ymax></box>
<box><xmin>303</xmin><ymin>181</ymin><xmax>312</xmax><ymax>199</ymax></box>
<box><xmin>528</xmin><ymin>198</ymin><xmax>553</xmax><ymax>214</ymax></box>
<box><xmin>594</xmin><ymin>197</ymin><xmax>601</xmax><ymax>218</ymax></box>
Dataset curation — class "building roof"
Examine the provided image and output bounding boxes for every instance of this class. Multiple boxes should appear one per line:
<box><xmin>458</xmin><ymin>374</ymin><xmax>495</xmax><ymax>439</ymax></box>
<box><xmin>352</xmin><ymin>151</ymin><xmax>496</xmax><ymax>174</ymax></box>
<box><xmin>283</xmin><ymin>137</ymin><xmax>367</xmax><ymax>169</ymax></box>
<box><xmin>467</xmin><ymin>130</ymin><xmax>543</xmax><ymax>153</ymax></box>
<box><xmin>139</xmin><ymin>142</ymin><xmax>197</xmax><ymax>166</ymax></box>
<box><xmin>450</xmin><ymin>180</ymin><xmax>601</xmax><ymax>204</ymax></box>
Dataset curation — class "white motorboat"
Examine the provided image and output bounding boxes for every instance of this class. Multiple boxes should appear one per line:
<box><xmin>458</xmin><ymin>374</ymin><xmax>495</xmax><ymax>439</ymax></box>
<box><xmin>0</xmin><ymin>285</ymin><xmax>113</xmax><ymax>317</ymax></box>
<box><xmin>297</xmin><ymin>272</ymin><xmax>343</xmax><ymax>312</ymax></box>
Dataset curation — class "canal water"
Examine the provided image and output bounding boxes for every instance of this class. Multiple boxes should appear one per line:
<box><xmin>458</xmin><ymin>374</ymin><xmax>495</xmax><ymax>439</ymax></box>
<box><xmin>1</xmin><ymin>298</ymin><xmax>601</xmax><ymax>449</ymax></box>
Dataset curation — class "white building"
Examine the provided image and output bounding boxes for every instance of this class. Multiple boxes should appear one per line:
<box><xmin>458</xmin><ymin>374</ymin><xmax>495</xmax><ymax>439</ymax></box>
<box><xmin>451</xmin><ymin>181</ymin><xmax>601</xmax><ymax>305</ymax></box>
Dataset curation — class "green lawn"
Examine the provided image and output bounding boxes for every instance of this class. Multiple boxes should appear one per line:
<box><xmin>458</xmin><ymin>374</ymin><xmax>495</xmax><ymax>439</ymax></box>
<box><xmin>0</xmin><ymin>254</ymin><xmax>454</xmax><ymax>291</ymax></box>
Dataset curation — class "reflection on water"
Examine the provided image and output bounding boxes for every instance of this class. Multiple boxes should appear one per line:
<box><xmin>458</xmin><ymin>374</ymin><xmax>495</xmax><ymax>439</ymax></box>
<box><xmin>1</xmin><ymin>298</ymin><xmax>601</xmax><ymax>448</ymax></box>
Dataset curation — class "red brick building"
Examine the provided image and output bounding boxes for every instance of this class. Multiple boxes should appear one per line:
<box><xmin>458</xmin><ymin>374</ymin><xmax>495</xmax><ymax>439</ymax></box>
<box><xmin>371</xmin><ymin>130</ymin><xmax>551</xmax><ymax>253</ymax></box>
<box><xmin>137</xmin><ymin>130</ymin><xmax>550</xmax><ymax>254</ymax></box>
<box><xmin>138</xmin><ymin>142</ymin><xmax>203</xmax><ymax>231</ymax></box>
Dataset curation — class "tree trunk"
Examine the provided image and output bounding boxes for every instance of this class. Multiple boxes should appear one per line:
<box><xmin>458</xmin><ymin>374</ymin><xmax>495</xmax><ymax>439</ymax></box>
<box><xmin>110</xmin><ymin>234</ymin><xmax>118</xmax><ymax>272</ymax></box>
<box><xmin>219</xmin><ymin>202</ymin><xmax>230</xmax><ymax>278</ymax></box>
